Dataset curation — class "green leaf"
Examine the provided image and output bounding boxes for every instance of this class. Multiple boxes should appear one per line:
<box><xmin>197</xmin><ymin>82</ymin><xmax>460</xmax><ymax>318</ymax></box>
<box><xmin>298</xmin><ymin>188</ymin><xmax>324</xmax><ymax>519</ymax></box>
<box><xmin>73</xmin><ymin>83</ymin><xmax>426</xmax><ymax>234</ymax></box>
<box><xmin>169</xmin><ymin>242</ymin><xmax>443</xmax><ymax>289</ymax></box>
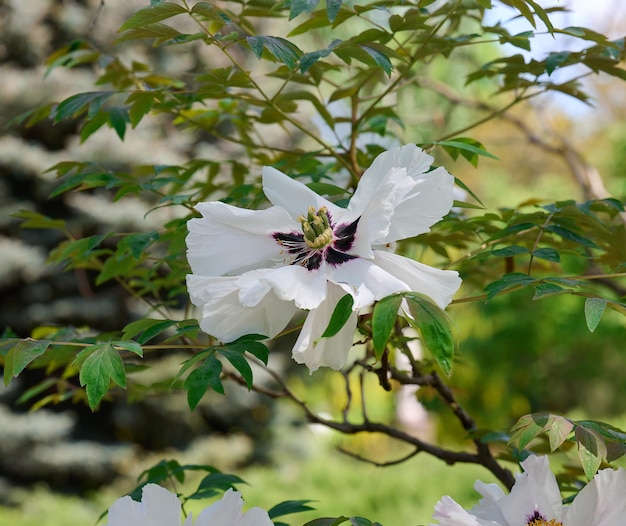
<box><xmin>96</xmin><ymin>253</ymin><xmax>135</xmax><ymax>286</ymax></box>
<box><xmin>112</xmin><ymin>340</ymin><xmax>143</xmax><ymax>357</ymax></box>
<box><xmin>54</xmin><ymin>91</ymin><xmax>114</xmax><ymax>122</ymax></box>
<box><xmin>575</xmin><ymin>426</ymin><xmax>607</xmax><ymax>480</ymax></box>
<box><xmin>546</xmin><ymin>414</ymin><xmax>574</xmax><ymax>451</ymax></box>
<box><xmin>435</xmin><ymin>138</ymin><xmax>499</xmax><ymax>167</ymax></box>
<box><xmin>184</xmin><ymin>354</ymin><xmax>224</xmax><ymax>411</ymax></box>
<box><xmin>300</xmin><ymin>39</ymin><xmax>342</xmax><ymax>72</ymax></box>
<box><xmin>227</xmin><ymin>335</ymin><xmax>270</xmax><ymax>365</ymax></box>
<box><xmin>372</xmin><ymin>295</ymin><xmax>402</xmax><ymax>359</ymax></box>
<box><xmin>304</xmin><ymin>519</ymin><xmax>349</xmax><ymax>526</ymax></box>
<box><xmin>484</xmin><ymin>273</ymin><xmax>537</xmax><ymax>299</ymax></box>
<box><xmin>532</xmin><ymin>247</ymin><xmax>560</xmax><ymax>262</ymax></box>
<box><xmin>532</xmin><ymin>283</ymin><xmax>567</xmax><ymax>300</ymax></box>
<box><xmin>119</xmin><ymin>3</ymin><xmax>187</xmax><ymax>32</ymax></box>
<box><xmin>490</xmin><ymin>245</ymin><xmax>529</xmax><ymax>257</ymax></box>
<box><xmin>403</xmin><ymin>293</ymin><xmax>455</xmax><ymax>376</ymax></box>
<box><xmin>218</xmin><ymin>347</ymin><xmax>254</xmax><ymax>389</ymax></box>
<box><xmin>79</xmin><ymin>343</ymin><xmax>126</xmax><ymax>409</ymax></box>
<box><xmin>107</xmin><ymin>107</ymin><xmax>130</xmax><ymax>140</ymax></box>
<box><xmin>3</xmin><ymin>339</ymin><xmax>51</xmax><ymax>386</ymax></box>
<box><xmin>320</xmin><ymin>294</ymin><xmax>354</xmax><ymax>339</ymax></box>
<box><xmin>246</xmin><ymin>36</ymin><xmax>302</xmax><ymax>69</ymax></box>
<box><xmin>127</xmin><ymin>91</ymin><xmax>155</xmax><ymax>128</ymax></box>
<box><xmin>118</xmin><ymin>231</ymin><xmax>160</xmax><ymax>260</ymax></box>
<box><xmin>13</xmin><ymin>210</ymin><xmax>66</xmax><ymax>231</ymax></box>
<box><xmin>269</xmin><ymin>500</ymin><xmax>316</xmax><ymax>519</ymax></box>
<box><xmin>290</xmin><ymin>0</ymin><xmax>320</xmax><ymax>20</ymax></box>
<box><xmin>584</xmin><ymin>298</ymin><xmax>607</xmax><ymax>333</ymax></box>
<box><xmin>544</xmin><ymin>224</ymin><xmax>598</xmax><ymax>248</ymax></box>
<box><xmin>122</xmin><ymin>319</ymin><xmax>177</xmax><ymax>344</ymax></box>
<box><xmin>360</xmin><ymin>45</ymin><xmax>392</xmax><ymax>77</ymax></box>
<box><xmin>509</xmin><ymin>412</ymin><xmax>549</xmax><ymax>449</ymax></box>
<box><xmin>326</xmin><ymin>0</ymin><xmax>342</xmax><ymax>23</ymax></box>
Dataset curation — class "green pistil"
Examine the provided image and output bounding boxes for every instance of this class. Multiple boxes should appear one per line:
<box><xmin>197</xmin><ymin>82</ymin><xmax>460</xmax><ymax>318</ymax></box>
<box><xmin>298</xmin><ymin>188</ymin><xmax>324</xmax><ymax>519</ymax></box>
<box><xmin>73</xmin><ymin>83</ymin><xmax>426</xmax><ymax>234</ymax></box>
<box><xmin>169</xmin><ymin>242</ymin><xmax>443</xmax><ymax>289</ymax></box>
<box><xmin>299</xmin><ymin>206</ymin><xmax>333</xmax><ymax>249</ymax></box>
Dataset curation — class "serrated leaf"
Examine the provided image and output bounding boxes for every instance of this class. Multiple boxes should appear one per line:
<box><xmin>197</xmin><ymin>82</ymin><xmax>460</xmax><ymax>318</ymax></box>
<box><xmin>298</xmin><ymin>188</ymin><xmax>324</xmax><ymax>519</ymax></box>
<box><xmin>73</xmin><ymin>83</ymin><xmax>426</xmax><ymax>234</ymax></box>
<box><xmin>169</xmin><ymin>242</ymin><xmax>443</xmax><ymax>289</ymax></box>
<box><xmin>320</xmin><ymin>294</ymin><xmax>354</xmax><ymax>339</ymax></box>
<box><xmin>403</xmin><ymin>293</ymin><xmax>455</xmax><ymax>376</ymax></box>
<box><xmin>79</xmin><ymin>343</ymin><xmax>126</xmax><ymax>409</ymax></box>
<box><xmin>372</xmin><ymin>295</ymin><xmax>402</xmax><ymax>359</ymax></box>
<box><xmin>184</xmin><ymin>354</ymin><xmax>224</xmax><ymax>411</ymax></box>
<box><xmin>584</xmin><ymin>298</ymin><xmax>607</xmax><ymax>332</ymax></box>
<box><xmin>119</xmin><ymin>3</ymin><xmax>187</xmax><ymax>32</ymax></box>
<box><xmin>218</xmin><ymin>347</ymin><xmax>253</xmax><ymax>389</ymax></box>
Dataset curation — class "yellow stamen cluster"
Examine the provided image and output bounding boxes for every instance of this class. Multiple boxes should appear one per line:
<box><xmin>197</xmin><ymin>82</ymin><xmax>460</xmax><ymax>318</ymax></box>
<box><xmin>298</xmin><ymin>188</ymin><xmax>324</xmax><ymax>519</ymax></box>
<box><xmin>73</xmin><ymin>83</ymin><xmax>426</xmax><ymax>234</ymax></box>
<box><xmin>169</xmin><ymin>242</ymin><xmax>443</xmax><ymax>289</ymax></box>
<box><xmin>527</xmin><ymin>519</ymin><xmax>563</xmax><ymax>526</ymax></box>
<box><xmin>298</xmin><ymin>206</ymin><xmax>333</xmax><ymax>249</ymax></box>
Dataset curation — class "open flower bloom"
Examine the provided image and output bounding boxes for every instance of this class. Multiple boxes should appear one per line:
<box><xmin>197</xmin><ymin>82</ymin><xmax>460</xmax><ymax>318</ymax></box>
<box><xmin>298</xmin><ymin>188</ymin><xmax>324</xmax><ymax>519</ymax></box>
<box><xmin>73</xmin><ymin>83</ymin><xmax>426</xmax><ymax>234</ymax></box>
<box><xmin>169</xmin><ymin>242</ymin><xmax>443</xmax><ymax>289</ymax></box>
<box><xmin>431</xmin><ymin>455</ymin><xmax>626</xmax><ymax>526</ymax></box>
<box><xmin>105</xmin><ymin>485</ymin><xmax>273</xmax><ymax>526</ymax></box>
<box><xmin>186</xmin><ymin>144</ymin><xmax>462</xmax><ymax>372</ymax></box>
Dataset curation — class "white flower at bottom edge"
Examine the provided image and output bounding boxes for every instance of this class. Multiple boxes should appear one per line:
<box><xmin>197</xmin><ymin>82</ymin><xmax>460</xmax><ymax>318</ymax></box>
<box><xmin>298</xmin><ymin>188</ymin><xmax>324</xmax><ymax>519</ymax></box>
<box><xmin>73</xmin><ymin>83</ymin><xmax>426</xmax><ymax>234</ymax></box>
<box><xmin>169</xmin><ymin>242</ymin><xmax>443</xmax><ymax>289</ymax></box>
<box><xmin>186</xmin><ymin>144</ymin><xmax>462</xmax><ymax>373</ymax></box>
<box><xmin>105</xmin><ymin>485</ymin><xmax>273</xmax><ymax>526</ymax></box>
<box><xmin>430</xmin><ymin>455</ymin><xmax>626</xmax><ymax>526</ymax></box>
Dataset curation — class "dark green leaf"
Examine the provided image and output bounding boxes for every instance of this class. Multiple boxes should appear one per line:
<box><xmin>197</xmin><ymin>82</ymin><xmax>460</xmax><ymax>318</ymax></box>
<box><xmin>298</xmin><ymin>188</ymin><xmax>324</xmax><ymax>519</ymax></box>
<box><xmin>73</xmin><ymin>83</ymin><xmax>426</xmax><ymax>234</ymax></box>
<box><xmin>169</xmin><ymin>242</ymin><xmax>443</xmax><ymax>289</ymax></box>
<box><xmin>218</xmin><ymin>347</ymin><xmax>254</xmax><ymax>389</ymax></box>
<box><xmin>544</xmin><ymin>224</ymin><xmax>598</xmax><ymax>248</ymax></box>
<box><xmin>269</xmin><ymin>500</ymin><xmax>316</xmax><ymax>519</ymax></box>
<box><xmin>79</xmin><ymin>343</ymin><xmax>126</xmax><ymax>409</ymax></box>
<box><xmin>290</xmin><ymin>0</ymin><xmax>320</xmax><ymax>20</ymax></box>
<box><xmin>532</xmin><ymin>283</ymin><xmax>567</xmax><ymax>300</ymax></box>
<box><xmin>326</xmin><ymin>0</ymin><xmax>342</xmax><ymax>22</ymax></box>
<box><xmin>246</xmin><ymin>36</ymin><xmax>302</xmax><ymax>69</ymax></box>
<box><xmin>490</xmin><ymin>245</ymin><xmax>529</xmax><ymax>257</ymax></box>
<box><xmin>118</xmin><ymin>231</ymin><xmax>160</xmax><ymax>260</ymax></box>
<box><xmin>532</xmin><ymin>247</ymin><xmax>560</xmax><ymax>262</ymax></box>
<box><xmin>184</xmin><ymin>354</ymin><xmax>224</xmax><ymax>411</ymax></box>
<box><xmin>372</xmin><ymin>295</ymin><xmax>402</xmax><ymax>359</ymax></box>
<box><xmin>404</xmin><ymin>293</ymin><xmax>455</xmax><ymax>376</ymax></box>
<box><xmin>320</xmin><ymin>294</ymin><xmax>354</xmax><ymax>339</ymax></box>
<box><xmin>484</xmin><ymin>273</ymin><xmax>537</xmax><ymax>299</ymax></box>
<box><xmin>360</xmin><ymin>45</ymin><xmax>392</xmax><ymax>76</ymax></box>
<box><xmin>54</xmin><ymin>92</ymin><xmax>114</xmax><ymax>122</ymax></box>
<box><xmin>107</xmin><ymin>107</ymin><xmax>130</xmax><ymax>140</ymax></box>
<box><xmin>122</xmin><ymin>319</ymin><xmax>177</xmax><ymax>344</ymax></box>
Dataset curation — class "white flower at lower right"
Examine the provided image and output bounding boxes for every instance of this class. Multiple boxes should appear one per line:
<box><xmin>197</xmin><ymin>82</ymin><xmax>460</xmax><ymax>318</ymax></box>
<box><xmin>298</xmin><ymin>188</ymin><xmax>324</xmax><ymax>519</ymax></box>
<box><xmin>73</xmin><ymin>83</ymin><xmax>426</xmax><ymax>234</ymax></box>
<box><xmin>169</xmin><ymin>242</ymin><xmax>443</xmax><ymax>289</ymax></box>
<box><xmin>431</xmin><ymin>455</ymin><xmax>626</xmax><ymax>526</ymax></box>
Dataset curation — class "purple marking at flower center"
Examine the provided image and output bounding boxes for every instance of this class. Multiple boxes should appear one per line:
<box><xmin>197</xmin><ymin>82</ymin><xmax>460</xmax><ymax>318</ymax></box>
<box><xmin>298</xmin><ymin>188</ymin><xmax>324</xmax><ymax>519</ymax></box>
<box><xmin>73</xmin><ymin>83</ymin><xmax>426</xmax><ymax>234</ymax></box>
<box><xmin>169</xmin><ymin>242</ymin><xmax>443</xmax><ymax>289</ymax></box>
<box><xmin>272</xmin><ymin>212</ymin><xmax>360</xmax><ymax>271</ymax></box>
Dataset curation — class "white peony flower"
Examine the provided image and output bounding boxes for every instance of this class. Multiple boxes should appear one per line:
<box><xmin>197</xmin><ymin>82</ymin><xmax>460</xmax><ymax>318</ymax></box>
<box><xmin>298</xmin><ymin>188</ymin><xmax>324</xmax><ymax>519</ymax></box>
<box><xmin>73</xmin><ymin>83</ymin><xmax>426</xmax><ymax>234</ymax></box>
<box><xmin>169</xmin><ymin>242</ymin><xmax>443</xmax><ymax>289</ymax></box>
<box><xmin>431</xmin><ymin>455</ymin><xmax>626</xmax><ymax>526</ymax></box>
<box><xmin>105</xmin><ymin>485</ymin><xmax>273</xmax><ymax>526</ymax></box>
<box><xmin>186</xmin><ymin>144</ymin><xmax>462</xmax><ymax>372</ymax></box>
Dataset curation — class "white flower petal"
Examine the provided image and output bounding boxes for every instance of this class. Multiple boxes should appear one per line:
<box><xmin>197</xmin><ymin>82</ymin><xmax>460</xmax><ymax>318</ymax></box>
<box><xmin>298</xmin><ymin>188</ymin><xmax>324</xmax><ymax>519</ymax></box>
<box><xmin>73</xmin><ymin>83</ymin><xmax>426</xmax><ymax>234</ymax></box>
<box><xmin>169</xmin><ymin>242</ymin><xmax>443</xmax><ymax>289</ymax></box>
<box><xmin>564</xmin><ymin>466</ymin><xmax>626</xmax><ymax>526</ymax></box>
<box><xmin>430</xmin><ymin>495</ymin><xmax>489</xmax><ymax>526</ymax></box>
<box><xmin>262</xmin><ymin>166</ymin><xmax>345</xmax><ymax>221</ymax></box>
<box><xmin>372</xmin><ymin>250</ymin><xmax>461</xmax><ymax>309</ymax></box>
<box><xmin>258</xmin><ymin>264</ymin><xmax>328</xmax><ymax>310</ymax></box>
<box><xmin>469</xmin><ymin>481</ymin><xmax>508</xmax><ymax>524</ymax></box>
<box><xmin>497</xmin><ymin>455</ymin><xmax>563</xmax><ymax>525</ymax></box>
<box><xmin>194</xmin><ymin>489</ymin><xmax>273</xmax><ymax>526</ymax></box>
<box><xmin>348</xmin><ymin>144</ymin><xmax>454</xmax><ymax>244</ymax></box>
<box><xmin>106</xmin><ymin>484</ymin><xmax>182</xmax><ymax>526</ymax></box>
<box><xmin>187</xmin><ymin>202</ymin><xmax>294</xmax><ymax>277</ymax></box>
<box><xmin>292</xmin><ymin>283</ymin><xmax>358</xmax><ymax>372</ymax></box>
<box><xmin>187</xmin><ymin>275</ymin><xmax>296</xmax><ymax>342</ymax></box>
<box><xmin>329</xmin><ymin>257</ymin><xmax>411</xmax><ymax>309</ymax></box>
